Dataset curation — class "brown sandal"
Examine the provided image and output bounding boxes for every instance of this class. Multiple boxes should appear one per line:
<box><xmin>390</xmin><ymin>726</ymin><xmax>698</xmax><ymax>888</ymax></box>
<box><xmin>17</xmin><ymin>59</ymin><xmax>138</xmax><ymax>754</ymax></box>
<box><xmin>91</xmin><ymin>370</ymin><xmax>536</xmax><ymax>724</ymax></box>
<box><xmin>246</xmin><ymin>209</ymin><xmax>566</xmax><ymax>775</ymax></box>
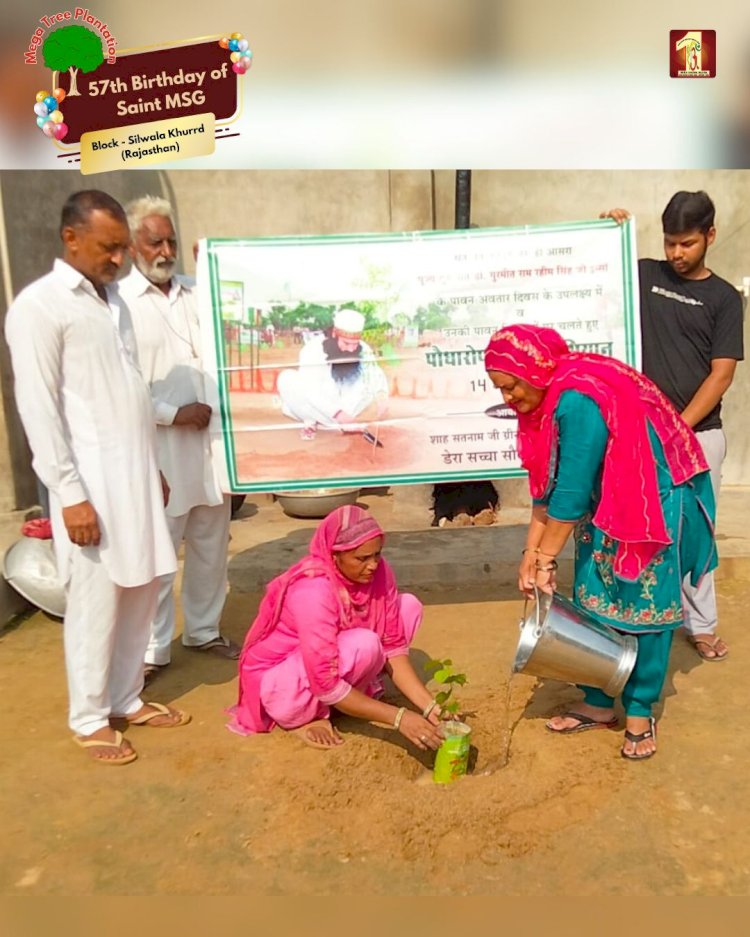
<box><xmin>688</xmin><ymin>634</ymin><xmax>729</xmax><ymax>662</ymax></box>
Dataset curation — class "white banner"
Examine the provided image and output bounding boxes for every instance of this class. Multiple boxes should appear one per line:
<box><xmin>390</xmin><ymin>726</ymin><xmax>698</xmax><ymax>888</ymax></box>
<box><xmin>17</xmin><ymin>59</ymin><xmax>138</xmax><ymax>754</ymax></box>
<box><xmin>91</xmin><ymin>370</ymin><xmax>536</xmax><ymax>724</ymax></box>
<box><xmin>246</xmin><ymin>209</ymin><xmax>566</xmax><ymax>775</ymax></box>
<box><xmin>198</xmin><ymin>219</ymin><xmax>639</xmax><ymax>492</ymax></box>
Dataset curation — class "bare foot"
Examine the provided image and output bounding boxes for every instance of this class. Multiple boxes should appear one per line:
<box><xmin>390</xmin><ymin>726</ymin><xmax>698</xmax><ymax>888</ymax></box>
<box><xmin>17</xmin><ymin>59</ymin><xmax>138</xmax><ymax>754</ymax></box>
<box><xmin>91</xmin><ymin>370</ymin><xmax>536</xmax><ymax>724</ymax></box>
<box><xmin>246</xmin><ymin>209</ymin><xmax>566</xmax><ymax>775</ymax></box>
<box><xmin>621</xmin><ymin>716</ymin><xmax>657</xmax><ymax>760</ymax></box>
<box><xmin>292</xmin><ymin>718</ymin><xmax>344</xmax><ymax>749</ymax></box>
<box><xmin>546</xmin><ymin>702</ymin><xmax>616</xmax><ymax>733</ymax></box>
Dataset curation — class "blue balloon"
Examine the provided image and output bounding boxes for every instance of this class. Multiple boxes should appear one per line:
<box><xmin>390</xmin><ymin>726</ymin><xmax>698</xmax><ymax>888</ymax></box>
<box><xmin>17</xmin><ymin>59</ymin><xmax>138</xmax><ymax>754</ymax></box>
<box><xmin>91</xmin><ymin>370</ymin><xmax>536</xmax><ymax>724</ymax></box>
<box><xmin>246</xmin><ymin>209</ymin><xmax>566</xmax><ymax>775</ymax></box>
<box><xmin>36</xmin><ymin>115</ymin><xmax>50</xmax><ymax>128</ymax></box>
<box><xmin>228</xmin><ymin>39</ymin><xmax>240</xmax><ymax>51</ymax></box>
<box><xmin>43</xmin><ymin>96</ymin><xmax>58</xmax><ymax>112</ymax></box>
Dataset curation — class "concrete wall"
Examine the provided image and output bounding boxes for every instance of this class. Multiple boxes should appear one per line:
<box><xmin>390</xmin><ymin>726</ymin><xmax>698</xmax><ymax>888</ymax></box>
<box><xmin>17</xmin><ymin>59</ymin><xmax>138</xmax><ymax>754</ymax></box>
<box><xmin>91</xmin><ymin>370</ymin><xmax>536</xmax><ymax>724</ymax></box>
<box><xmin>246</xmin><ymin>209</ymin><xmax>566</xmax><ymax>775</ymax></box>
<box><xmin>1</xmin><ymin>168</ymin><xmax>748</xmax><ymax>515</ymax></box>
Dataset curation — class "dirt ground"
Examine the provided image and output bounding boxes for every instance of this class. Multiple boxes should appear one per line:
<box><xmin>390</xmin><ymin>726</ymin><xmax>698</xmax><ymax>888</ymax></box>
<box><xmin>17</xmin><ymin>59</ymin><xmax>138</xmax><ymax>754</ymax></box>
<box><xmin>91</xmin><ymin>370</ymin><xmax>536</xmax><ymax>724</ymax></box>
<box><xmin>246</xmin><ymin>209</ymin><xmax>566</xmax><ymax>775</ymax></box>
<box><xmin>2</xmin><ymin>523</ymin><xmax>749</xmax><ymax>896</ymax></box>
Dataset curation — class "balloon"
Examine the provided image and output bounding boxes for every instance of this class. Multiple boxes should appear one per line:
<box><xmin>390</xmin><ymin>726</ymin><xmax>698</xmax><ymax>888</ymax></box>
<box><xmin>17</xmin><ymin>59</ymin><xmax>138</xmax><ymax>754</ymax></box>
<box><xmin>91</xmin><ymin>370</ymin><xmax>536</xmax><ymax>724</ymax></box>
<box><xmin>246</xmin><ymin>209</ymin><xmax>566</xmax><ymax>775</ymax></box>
<box><xmin>230</xmin><ymin>32</ymin><xmax>242</xmax><ymax>39</ymax></box>
<box><xmin>230</xmin><ymin>51</ymin><xmax>241</xmax><ymax>63</ymax></box>
<box><xmin>52</xmin><ymin>88</ymin><xmax>66</xmax><ymax>103</ymax></box>
<box><xmin>238</xmin><ymin>39</ymin><xmax>249</xmax><ymax>51</ymax></box>
<box><xmin>219</xmin><ymin>37</ymin><xmax>229</xmax><ymax>49</ymax></box>
<box><xmin>43</xmin><ymin>96</ymin><xmax>58</xmax><ymax>112</ymax></box>
<box><xmin>240</xmin><ymin>53</ymin><xmax>252</xmax><ymax>65</ymax></box>
<box><xmin>35</xmin><ymin>89</ymin><xmax>50</xmax><ymax>102</ymax></box>
<box><xmin>53</xmin><ymin>122</ymin><xmax>69</xmax><ymax>141</ymax></box>
<box><xmin>36</xmin><ymin>115</ymin><xmax>50</xmax><ymax>128</ymax></box>
<box><xmin>232</xmin><ymin>62</ymin><xmax>246</xmax><ymax>74</ymax></box>
<box><xmin>42</xmin><ymin>121</ymin><xmax>57</xmax><ymax>137</ymax></box>
<box><xmin>228</xmin><ymin>39</ymin><xmax>239</xmax><ymax>51</ymax></box>
<box><xmin>34</xmin><ymin>102</ymin><xmax>49</xmax><ymax>117</ymax></box>
<box><xmin>242</xmin><ymin>49</ymin><xmax>253</xmax><ymax>60</ymax></box>
<box><xmin>50</xmin><ymin>110</ymin><xmax>64</xmax><ymax>124</ymax></box>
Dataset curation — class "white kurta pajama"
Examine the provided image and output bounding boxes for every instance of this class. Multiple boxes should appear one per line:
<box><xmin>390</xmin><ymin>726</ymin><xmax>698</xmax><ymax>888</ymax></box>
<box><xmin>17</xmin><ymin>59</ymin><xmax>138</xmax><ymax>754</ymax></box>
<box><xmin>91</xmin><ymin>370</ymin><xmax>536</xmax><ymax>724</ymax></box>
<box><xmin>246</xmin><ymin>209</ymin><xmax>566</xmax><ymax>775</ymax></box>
<box><xmin>277</xmin><ymin>336</ymin><xmax>389</xmax><ymax>428</ymax></box>
<box><xmin>5</xmin><ymin>260</ymin><xmax>176</xmax><ymax>735</ymax></box>
<box><xmin>118</xmin><ymin>268</ymin><xmax>230</xmax><ymax>665</ymax></box>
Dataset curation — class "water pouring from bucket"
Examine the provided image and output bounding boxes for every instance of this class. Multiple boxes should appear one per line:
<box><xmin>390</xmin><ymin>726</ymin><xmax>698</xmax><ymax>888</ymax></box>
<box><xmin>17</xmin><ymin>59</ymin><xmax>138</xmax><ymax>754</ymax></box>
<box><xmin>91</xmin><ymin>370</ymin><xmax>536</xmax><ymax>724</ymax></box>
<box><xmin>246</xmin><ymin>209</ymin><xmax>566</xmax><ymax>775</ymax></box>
<box><xmin>513</xmin><ymin>586</ymin><xmax>638</xmax><ymax>698</ymax></box>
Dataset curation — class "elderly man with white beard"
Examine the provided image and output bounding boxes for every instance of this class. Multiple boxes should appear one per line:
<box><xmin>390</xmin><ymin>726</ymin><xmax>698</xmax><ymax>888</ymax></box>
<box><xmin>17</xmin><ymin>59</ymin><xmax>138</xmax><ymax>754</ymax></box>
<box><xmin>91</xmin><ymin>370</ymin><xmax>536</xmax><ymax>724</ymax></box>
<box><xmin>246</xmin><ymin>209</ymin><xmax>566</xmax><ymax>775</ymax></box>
<box><xmin>119</xmin><ymin>196</ymin><xmax>239</xmax><ymax>683</ymax></box>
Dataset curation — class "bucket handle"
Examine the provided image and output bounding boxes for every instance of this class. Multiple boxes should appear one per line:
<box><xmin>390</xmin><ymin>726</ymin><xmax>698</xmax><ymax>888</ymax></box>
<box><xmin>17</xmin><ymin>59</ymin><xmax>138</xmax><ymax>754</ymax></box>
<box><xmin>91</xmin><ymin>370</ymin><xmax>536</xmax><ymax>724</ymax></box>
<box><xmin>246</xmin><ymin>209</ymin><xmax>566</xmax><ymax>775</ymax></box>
<box><xmin>520</xmin><ymin>584</ymin><xmax>543</xmax><ymax>638</ymax></box>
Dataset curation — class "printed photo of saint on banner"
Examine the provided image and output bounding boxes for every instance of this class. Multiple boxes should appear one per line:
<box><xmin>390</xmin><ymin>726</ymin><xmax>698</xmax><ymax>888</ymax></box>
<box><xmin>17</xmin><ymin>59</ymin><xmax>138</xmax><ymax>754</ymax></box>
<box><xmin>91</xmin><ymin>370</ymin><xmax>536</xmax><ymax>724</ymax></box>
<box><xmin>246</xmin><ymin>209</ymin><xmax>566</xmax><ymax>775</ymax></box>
<box><xmin>197</xmin><ymin>219</ymin><xmax>639</xmax><ymax>492</ymax></box>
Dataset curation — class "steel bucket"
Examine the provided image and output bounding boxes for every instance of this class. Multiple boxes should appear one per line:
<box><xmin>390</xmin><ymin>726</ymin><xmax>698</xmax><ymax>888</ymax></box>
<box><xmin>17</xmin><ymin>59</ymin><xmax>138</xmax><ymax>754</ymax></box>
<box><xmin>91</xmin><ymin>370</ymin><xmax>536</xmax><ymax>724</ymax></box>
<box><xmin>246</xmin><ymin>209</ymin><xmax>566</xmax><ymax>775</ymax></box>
<box><xmin>512</xmin><ymin>587</ymin><xmax>637</xmax><ymax>698</ymax></box>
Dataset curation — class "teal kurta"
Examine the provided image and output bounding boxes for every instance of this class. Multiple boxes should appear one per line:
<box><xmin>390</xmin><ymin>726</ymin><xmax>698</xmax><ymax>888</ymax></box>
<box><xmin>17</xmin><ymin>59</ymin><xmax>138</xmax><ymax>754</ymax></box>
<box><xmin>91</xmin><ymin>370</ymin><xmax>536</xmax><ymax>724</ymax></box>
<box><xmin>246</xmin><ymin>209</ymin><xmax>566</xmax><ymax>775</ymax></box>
<box><xmin>536</xmin><ymin>390</ymin><xmax>717</xmax><ymax>635</ymax></box>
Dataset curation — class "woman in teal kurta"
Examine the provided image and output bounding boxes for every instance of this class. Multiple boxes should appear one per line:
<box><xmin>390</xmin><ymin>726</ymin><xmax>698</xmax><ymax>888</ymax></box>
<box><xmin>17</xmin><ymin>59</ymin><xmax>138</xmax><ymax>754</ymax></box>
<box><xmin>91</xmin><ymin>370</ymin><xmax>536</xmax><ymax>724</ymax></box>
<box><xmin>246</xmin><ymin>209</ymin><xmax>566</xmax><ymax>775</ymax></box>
<box><xmin>537</xmin><ymin>390</ymin><xmax>715</xmax><ymax>725</ymax></box>
<box><xmin>485</xmin><ymin>325</ymin><xmax>716</xmax><ymax>761</ymax></box>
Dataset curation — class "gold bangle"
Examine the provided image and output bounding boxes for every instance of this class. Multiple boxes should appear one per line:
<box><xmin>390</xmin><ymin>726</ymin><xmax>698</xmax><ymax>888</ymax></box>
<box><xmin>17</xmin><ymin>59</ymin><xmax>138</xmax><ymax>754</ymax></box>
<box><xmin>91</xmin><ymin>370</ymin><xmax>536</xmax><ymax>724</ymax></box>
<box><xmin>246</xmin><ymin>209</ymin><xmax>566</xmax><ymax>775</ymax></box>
<box><xmin>522</xmin><ymin>547</ymin><xmax>540</xmax><ymax>555</ymax></box>
<box><xmin>422</xmin><ymin>700</ymin><xmax>437</xmax><ymax>719</ymax></box>
<box><xmin>393</xmin><ymin>706</ymin><xmax>406</xmax><ymax>730</ymax></box>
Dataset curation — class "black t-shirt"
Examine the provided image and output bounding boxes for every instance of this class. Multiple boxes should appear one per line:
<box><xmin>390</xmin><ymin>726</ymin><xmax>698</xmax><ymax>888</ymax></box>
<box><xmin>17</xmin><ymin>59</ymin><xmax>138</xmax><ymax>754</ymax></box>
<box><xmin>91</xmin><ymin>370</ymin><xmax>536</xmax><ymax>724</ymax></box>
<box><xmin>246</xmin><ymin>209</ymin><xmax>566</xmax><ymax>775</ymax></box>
<box><xmin>638</xmin><ymin>258</ymin><xmax>744</xmax><ymax>432</ymax></box>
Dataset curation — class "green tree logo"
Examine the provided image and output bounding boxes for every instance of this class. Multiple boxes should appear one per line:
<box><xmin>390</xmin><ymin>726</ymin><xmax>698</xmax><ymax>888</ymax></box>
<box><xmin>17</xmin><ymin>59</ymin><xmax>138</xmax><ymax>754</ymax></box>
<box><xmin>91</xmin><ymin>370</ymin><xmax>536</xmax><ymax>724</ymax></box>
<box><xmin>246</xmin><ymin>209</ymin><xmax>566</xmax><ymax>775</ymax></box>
<box><xmin>42</xmin><ymin>25</ymin><xmax>104</xmax><ymax>97</ymax></box>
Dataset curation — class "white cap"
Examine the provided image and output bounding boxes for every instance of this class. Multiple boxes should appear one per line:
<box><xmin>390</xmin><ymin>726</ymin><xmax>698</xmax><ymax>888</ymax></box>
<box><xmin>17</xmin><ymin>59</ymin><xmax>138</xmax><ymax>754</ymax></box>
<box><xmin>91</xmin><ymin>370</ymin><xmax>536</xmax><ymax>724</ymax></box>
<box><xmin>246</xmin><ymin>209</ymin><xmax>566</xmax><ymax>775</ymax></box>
<box><xmin>333</xmin><ymin>308</ymin><xmax>365</xmax><ymax>335</ymax></box>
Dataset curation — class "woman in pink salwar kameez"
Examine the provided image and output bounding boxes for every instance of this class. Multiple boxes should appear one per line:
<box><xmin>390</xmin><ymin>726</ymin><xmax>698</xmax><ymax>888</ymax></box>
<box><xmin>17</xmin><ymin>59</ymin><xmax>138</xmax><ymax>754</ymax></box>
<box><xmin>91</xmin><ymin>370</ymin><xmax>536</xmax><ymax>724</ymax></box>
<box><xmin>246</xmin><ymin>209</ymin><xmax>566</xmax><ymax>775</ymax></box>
<box><xmin>228</xmin><ymin>505</ymin><xmax>444</xmax><ymax>750</ymax></box>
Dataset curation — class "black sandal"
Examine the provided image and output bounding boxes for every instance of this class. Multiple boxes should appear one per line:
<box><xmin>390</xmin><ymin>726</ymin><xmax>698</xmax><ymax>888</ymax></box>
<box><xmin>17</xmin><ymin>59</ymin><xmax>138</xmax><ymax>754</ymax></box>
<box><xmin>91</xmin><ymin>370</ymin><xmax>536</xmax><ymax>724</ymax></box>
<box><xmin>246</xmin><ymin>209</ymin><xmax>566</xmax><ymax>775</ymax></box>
<box><xmin>621</xmin><ymin>717</ymin><xmax>657</xmax><ymax>760</ymax></box>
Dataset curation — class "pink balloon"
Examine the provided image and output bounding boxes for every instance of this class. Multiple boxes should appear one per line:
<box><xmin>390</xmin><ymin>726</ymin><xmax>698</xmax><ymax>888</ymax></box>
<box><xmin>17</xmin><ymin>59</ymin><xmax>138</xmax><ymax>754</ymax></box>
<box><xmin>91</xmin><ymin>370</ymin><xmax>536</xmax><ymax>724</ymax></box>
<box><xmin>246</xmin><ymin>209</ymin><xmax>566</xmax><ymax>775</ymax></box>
<box><xmin>52</xmin><ymin>122</ymin><xmax>68</xmax><ymax>140</ymax></box>
<box><xmin>232</xmin><ymin>62</ymin><xmax>247</xmax><ymax>74</ymax></box>
<box><xmin>42</xmin><ymin>121</ymin><xmax>57</xmax><ymax>137</ymax></box>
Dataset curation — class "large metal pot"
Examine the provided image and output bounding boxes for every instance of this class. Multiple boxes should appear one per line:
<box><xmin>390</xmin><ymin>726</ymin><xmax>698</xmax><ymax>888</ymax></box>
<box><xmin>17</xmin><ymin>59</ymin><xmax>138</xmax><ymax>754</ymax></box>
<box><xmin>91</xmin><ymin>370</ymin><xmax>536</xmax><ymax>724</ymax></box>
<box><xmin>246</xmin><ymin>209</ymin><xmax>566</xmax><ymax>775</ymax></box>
<box><xmin>513</xmin><ymin>587</ymin><xmax>637</xmax><ymax>698</ymax></box>
<box><xmin>2</xmin><ymin>537</ymin><xmax>66</xmax><ymax>619</ymax></box>
<box><xmin>274</xmin><ymin>487</ymin><xmax>361</xmax><ymax>519</ymax></box>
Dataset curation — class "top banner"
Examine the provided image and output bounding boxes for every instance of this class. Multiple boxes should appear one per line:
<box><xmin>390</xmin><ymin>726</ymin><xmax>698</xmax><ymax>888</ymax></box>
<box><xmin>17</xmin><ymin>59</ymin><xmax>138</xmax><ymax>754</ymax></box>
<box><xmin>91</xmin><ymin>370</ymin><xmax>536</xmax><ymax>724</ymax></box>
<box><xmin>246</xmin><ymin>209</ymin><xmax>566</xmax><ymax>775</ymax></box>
<box><xmin>5</xmin><ymin>5</ymin><xmax>741</xmax><ymax>170</ymax></box>
<box><xmin>198</xmin><ymin>218</ymin><xmax>639</xmax><ymax>493</ymax></box>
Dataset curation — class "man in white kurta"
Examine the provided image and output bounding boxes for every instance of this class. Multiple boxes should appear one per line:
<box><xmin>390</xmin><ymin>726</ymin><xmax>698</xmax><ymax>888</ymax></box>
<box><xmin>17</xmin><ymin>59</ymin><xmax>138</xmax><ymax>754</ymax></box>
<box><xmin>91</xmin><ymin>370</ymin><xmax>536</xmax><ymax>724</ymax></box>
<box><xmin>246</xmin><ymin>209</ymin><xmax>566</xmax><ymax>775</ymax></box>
<box><xmin>277</xmin><ymin>308</ymin><xmax>389</xmax><ymax>441</ymax></box>
<box><xmin>5</xmin><ymin>190</ymin><xmax>187</xmax><ymax>766</ymax></box>
<box><xmin>120</xmin><ymin>196</ymin><xmax>238</xmax><ymax>677</ymax></box>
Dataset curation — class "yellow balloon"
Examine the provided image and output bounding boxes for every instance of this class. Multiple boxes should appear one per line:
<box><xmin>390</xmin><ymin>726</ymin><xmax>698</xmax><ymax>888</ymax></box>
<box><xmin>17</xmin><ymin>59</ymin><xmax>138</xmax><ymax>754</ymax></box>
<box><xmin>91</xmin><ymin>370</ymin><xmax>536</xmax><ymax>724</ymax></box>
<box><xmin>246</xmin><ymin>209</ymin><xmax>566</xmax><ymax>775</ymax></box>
<box><xmin>230</xmin><ymin>51</ymin><xmax>241</xmax><ymax>62</ymax></box>
<box><xmin>230</xmin><ymin>32</ymin><xmax>242</xmax><ymax>39</ymax></box>
<box><xmin>50</xmin><ymin>110</ymin><xmax>64</xmax><ymax>123</ymax></box>
<box><xmin>35</xmin><ymin>90</ymin><xmax>50</xmax><ymax>102</ymax></box>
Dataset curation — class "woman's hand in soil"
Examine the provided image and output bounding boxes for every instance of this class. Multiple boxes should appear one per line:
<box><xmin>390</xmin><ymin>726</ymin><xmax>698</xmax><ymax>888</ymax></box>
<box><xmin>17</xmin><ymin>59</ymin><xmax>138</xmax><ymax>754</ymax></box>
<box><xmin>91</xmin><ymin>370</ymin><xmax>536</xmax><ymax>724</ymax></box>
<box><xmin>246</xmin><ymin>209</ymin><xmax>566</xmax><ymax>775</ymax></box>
<box><xmin>398</xmin><ymin>710</ymin><xmax>443</xmax><ymax>751</ymax></box>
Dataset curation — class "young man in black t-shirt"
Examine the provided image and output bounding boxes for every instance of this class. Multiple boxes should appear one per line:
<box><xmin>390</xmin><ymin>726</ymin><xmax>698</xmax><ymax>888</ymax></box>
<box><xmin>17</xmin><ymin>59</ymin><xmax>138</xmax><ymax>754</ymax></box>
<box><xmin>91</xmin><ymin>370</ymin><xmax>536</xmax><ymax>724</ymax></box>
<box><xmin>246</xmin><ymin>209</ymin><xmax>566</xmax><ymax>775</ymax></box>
<box><xmin>602</xmin><ymin>191</ymin><xmax>744</xmax><ymax>665</ymax></box>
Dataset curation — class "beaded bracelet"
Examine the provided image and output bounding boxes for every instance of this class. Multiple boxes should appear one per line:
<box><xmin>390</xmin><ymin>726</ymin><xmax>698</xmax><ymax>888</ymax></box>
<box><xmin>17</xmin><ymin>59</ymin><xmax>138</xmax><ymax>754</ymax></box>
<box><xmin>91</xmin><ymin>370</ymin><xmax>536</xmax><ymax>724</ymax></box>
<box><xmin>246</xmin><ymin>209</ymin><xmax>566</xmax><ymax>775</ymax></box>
<box><xmin>393</xmin><ymin>706</ymin><xmax>406</xmax><ymax>730</ymax></box>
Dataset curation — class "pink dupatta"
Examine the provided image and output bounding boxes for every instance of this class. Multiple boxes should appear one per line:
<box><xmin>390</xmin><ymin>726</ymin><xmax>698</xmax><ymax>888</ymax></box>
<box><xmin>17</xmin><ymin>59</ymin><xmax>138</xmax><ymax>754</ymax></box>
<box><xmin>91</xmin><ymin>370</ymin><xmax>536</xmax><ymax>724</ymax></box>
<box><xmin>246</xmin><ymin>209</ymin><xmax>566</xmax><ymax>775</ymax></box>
<box><xmin>228</xmin><ymin>505</ymin><xmax>399</xmax><ymax>733</ymax></box>
<box><xmin>484</xmin><ymin>325</ymin><xmax>709</xmax><ymax>580</ymax></box>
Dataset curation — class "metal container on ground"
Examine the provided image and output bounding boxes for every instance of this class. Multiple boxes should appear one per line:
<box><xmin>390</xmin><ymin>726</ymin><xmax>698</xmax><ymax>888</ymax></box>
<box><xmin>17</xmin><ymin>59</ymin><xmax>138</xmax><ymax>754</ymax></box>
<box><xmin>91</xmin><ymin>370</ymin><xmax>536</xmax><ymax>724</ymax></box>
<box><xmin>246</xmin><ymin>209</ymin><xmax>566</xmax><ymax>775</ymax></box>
<box><xmin>513</xmin><ymin>587</ymin><xmax>637</xmax><ymax>698</ymax></box>
<box><xmin>274</xmin><ymin>487</ymin><xmax>360</xmax><ymax>518</ymax></box>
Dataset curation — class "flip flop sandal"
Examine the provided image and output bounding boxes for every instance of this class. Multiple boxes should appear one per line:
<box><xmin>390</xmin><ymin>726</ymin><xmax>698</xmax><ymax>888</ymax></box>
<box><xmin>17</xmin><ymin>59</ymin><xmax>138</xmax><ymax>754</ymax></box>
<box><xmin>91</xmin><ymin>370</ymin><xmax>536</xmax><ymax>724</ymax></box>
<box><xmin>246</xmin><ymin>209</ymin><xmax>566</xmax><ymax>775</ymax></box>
<box><xmin>188</xmin><ymin>637</ymin><xmax>241</xmax><ymax>660</ymax></box>
<box><xmin>546</xmin><ymin>711</ymin><xmax>619</xmax><ymax>734</ymax></box>
<box><xmin>688</xmin><ymin>635</ymin><xmax>729</xmax><ymax>662</ymax></box>
<box><xmin>621</xmin><ymin>717</ymin><xmax>657</xmax><ymax>761</ymax></box>
<box><xmin>289</xmin><ymin>719</ymin><xmax>345</xmax><ymax>750</ymax></box>
<box><xmin>125</xmin><ymin>701</ymin><xmax>191</xmax><ymax>728</ymax></box>
<box><xmin>143</xmin><ymin>662</ymin><xmax>168</xmax><ymax>686</ymax></box>
<box><xmin>72</xmin><ymin>730</ymin><xmax>138</xmax><ymax>765</ymax></box>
